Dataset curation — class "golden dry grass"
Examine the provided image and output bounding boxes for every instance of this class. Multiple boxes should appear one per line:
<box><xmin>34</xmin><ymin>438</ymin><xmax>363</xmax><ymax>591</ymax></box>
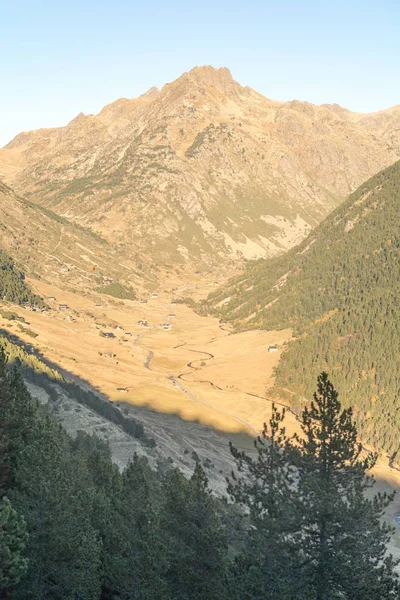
<box><xmin>0</xmin><ymin>278</ymin><xmax>292</xmax><ymax>437</ymax></box>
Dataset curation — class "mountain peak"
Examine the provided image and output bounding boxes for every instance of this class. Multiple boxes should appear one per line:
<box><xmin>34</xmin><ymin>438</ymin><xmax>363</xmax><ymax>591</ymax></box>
<box><xmin>188</xmin><ymin>65</ymin><xmax>233</xmax><ymax>84</ymax></box>
<box><xmin>167</xmin><ymin>65</ymin><xmax>242</xmax><ymax>96</ymax></box>
<box><xmin>3</xmin><ymin>65</ymin><xmax>400</xmax><ymax>269</ymax></box>
<box><xmin>140</xmin><ymin>86</ymin><xmax>160</xmax><ymax>99</ymax></box>
<box><xmin>68</xmin><ymin>112</ymin><xmax>86</xmax><ymax>125</ymax></box>
<box><xmin>188</xmin><ymin>65</ymin><xmax>238</xmax><ymax>93</ymax></box>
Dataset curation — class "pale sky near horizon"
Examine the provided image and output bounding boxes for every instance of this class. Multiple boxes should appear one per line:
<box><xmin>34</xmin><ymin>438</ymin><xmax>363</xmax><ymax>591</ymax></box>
<box><xmin>1</xmin><ymin>0</ymin><xmax>399</xmax><ymax>146</ymax></box>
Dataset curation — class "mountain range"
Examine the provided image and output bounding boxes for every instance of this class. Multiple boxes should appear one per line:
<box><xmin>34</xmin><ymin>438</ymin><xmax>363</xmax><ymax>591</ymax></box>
<box><xmin>3</xmin><ymin>64</ymin><xmax>400</xmax><ymax>461</ymax></box>
<box><xmin>2</xmin><ymin>65</ymin><xmax>400</xmax><ymax>267</ymax></box>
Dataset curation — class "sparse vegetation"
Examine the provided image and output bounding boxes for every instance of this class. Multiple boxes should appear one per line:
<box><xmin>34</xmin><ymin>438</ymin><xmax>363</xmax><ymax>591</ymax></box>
<box><xmin>0</xmin><ymin>330</ymin><xmax>154</xmax><ymax>447</ymax></box>
<box><xmin>0</xmin><ymin>309</ymin><xmax>26</xmax><ymax>323</ymax></box>
<box><xmin>17</xmin><ymin>325</ymin><xmax>38</xmax><ymax>339</ymax></box>
<box><xmin>185</xmin><ymin>123</ymin><xmax>216</xmax><ymax>157</ymax></box>
<box><xmin>171</xmin><ymin>296</ymin><xmax>195</xmax><ymax>308</ymax></box>
<box><xmin>97</xmin><ymin>282</ymin><xmax>136</xmax><ymax>300</ymax></box>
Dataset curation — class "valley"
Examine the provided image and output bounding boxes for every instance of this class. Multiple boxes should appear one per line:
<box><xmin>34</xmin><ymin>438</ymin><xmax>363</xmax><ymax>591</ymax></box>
<box><xmin>0</xmin><ymin>275</ymin><xmax>293</xmax><ymax>436</ymax></box>
<box><xmin>2</xmin><ymin>271</ymin><xmax>400</xmax><ymax>561</ymax></box>
<box><xmin>3</xmin><ymin>37</ymin><xmax>400</xmax><ymax>593</ymax></box>
<box><xmin>0</xmin><ymin>269</ymin><xmax>295</xmax><ymax>499</ymax></box>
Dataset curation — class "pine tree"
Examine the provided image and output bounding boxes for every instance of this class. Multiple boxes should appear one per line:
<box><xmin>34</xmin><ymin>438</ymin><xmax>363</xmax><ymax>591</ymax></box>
<box><xmin>228</xmin><ymin>373</ymin><xmax>400</xmax><ymax>599</ymax></box>
<box><xmin>161</xmin><ymin>463</ymin><xmax>229</xmax><ymax>600</ymax></box>
<box><xmin>0</xmin><ymin>347</ymin><xmax>13</xmax><ymax>496</ymax></box>
<box><xmin>101</xmin><ymin>454</ymin><xmax>169</xmax><ymax>600</ymax></box>
<box><xmin>290</xmin><ymin>372</ymin><xmax>399</xmax><ymax>599</ymax></box>
<box><xmin>7</xmin><ymin>367</ymin><xmax>37</xmax><ymax>492</ymax></box>
<box><xmin>0</xmin><ymin>497</ymin><xmax>28</xmax><ymax>594</ymax></box>
<box><xmin>227</xmin><ymin>405</ymin><xmax>302</xmax><ymax>599</ymax></box>
<box><xmin>0</xmin><ymin>351</ymin><xmax>37</xmax><ymax>497</ymax></box>
<box><xmin>11</xmin><ymin>413</ymin><xmax>102</xmax><ymax>599</ymax></box>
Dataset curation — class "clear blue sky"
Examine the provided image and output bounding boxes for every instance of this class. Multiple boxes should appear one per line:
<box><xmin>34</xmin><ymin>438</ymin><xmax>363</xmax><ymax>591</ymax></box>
<box><xmin>1</xmin><ymin>0</ymin><xmax>399</xmax><ymax>146</ymax></box>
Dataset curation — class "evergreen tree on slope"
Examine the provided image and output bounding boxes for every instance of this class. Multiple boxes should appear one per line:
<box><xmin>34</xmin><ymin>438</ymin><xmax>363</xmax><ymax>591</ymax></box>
<box><xmin>228</xmin><ymin>373</ymin><xmax>399</xmax><ymax>599</ymax></box>
<box><xmin>292</xmin><ymin>372</ymin><xmax>399</xmax><ymax>600</ymax></box>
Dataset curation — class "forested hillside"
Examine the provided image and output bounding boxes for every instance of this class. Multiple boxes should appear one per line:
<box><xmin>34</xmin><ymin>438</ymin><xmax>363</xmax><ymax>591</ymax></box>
<box><xmin>1</xmin><ymin>349</ymin><xmax>398</xmax><ymax>598</ymax></box>
<box><xmin>0</xmin><ymin>250</ymin><xmax>44</xmax><ymax>307</ymax></box>
<box><xmin>201</xmin><ymin>160</ymin><xmax>400</xmax><ymax>457</ymax></box>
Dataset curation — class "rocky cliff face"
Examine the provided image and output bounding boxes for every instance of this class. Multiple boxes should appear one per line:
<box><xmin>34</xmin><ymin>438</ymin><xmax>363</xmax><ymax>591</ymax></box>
<box><xmin>2</xmin><ymin>66</ymin><xmax>400</xmax><ymax>266</ymax></box>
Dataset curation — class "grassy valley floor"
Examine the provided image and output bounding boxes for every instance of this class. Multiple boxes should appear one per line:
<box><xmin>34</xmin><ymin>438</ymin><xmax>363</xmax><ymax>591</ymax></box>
<box><xmin>4</xmin><ymin>278</ymin><xmax>292</xmax><ymax>436</ymax></box>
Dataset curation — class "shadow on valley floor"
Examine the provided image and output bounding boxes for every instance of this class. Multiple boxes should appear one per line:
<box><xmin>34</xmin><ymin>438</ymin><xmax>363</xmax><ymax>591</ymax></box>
<box><xmin>3</xmin><ymin>328</ymin><xmax>400</xmax><ymax>522</ymax></box>
<box><xmin>1</xmin><ymin>328</ymin><xmax>258</xmax><ymax>490</ymax></box>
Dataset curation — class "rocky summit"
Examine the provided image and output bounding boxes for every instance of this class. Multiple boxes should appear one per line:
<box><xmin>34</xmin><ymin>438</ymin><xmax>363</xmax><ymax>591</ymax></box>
<box><xmin>1</xmin><ymin>65</ymin><xmax>400</xmax><ymax>267</ymax></box>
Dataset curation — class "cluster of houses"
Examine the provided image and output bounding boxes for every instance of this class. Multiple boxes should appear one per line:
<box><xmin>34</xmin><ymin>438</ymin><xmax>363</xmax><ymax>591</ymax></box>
<box><xmin>25</xmin><ymin>306</ymin><xmax>47</xmax><ymax>314</ymax></box>
<box><xmin>44</xmin><ymin>297</ymin><xmax>69</xmax><ymax>312</ymax></box>
<box><xmin>24</xmin><ymin>296</ymin><xmax>72</xmax><ymax>316</ymax></box>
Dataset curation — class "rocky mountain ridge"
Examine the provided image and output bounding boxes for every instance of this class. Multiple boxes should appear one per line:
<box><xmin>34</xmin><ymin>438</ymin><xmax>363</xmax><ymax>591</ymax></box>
<box><xmin>2</xmin><ymin>65</ymin><xmax>400</xmax><ymax>266</ymax></box>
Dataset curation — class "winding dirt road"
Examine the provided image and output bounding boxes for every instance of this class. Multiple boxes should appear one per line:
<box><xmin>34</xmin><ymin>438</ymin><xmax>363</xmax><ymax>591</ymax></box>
<box><xmin>172</xmin><ymin>340</ymin><xmax>302</xmax><ymax>437</ymax></box>
<box><xmin>177</xmin><ymin>349</ymin><xmax>224</xmax><ymax>391</ymax></box>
